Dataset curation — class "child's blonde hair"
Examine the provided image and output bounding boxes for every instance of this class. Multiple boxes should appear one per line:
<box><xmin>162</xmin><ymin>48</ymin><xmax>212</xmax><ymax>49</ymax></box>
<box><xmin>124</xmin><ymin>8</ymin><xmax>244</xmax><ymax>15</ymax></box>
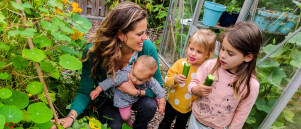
<box><xmin>187</xmin><ymin>29</ymin><xmax>216</xmax><ymax>61</ymax></box>
<box><xmin>210</xmin><ymin>22</ymin><xmax>262</xmax><ymax>100</ymax></box>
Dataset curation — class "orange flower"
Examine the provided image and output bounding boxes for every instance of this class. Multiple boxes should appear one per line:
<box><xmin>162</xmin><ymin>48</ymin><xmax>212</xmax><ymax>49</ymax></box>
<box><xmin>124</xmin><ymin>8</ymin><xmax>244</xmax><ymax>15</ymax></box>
<box><xmin>64</xmin><ymin>0</ymin><xmax>67</xmax><ymax>4</ymax></box>
<box><xmin>54</xmin><ymin>7</ymin><xmax>62</xmax><ymax>14</ymax></box>
<box><xmin>71</xmin><ymin>29</ymin><xmax>84</xmax><ymax>40</ymax></box>
<box><xmin>72</xmin><ymin>2</ymin><xmax>82</xmax><ymax>13</ymax></box>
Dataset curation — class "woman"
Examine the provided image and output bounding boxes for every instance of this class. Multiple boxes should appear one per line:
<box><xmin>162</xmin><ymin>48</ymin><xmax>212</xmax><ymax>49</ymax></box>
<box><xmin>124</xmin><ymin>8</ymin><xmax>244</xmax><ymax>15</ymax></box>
<box><xmin>53</xmin><ymin>1</ymin><xmax>163</xmax><ymax>129</ymax></box>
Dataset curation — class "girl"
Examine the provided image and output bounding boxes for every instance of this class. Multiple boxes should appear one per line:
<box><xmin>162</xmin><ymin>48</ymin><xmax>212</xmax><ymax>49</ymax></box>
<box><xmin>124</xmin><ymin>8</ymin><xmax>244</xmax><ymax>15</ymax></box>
<box><xmin>187</xmin><ymin>22</ymin><xmax>262</xmax><ymax>129</ymax></box>
<box><xmin>159</xmin><ymin>29</ymin><xmax>216</xmax><ymax>129</ymax></box>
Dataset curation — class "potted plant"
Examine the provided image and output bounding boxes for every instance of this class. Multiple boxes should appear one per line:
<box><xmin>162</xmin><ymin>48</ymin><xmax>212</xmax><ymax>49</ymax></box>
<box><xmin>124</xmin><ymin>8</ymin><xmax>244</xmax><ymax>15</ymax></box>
<box><xmin>202</xmin><ymin>1</ymin><xmax>226</xmax><ymax>27</ymax></box>
<box><xmin>278</xmin><ymin>13</ymin><xmax>299</xmax><ymax>34</ymax></box>
<box><xmin>254</xmin><ymin>8</ymin><xmax>278</xmax><ymax>30</ymax></box>
<box><xmin>219</xmin><ymin>0</ymin><xmax>241</xmax><ymax>27</ymax></box>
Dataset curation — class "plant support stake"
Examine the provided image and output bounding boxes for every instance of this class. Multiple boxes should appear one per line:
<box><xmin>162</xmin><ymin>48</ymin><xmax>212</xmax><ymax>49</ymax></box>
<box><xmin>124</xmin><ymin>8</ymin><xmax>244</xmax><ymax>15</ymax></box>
<box><xmin>16</xmin><ymin>0</ymin><xmax>59</xmax><ymax>126</ymax></box>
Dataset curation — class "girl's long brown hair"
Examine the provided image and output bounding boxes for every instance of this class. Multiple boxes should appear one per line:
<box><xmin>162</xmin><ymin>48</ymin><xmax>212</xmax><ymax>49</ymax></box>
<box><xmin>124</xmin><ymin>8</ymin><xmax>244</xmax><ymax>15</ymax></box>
<box><xmin>82</xmin><ymin>1</ymin><xmax>147</xmax><ymax>78</ymax></box>
<box><xmin>210</xmin><ymin>22</ymin><xmax>262</xmax><ymax>100</ymax></box>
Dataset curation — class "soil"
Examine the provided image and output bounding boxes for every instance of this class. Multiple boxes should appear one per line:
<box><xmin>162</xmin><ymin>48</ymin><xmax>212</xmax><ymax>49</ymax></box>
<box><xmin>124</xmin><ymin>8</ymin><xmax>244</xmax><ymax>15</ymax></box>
<box><xmin>84</xmin><ymin>19</ymin><xmax>173</xmax><ymax>129</ymax></box>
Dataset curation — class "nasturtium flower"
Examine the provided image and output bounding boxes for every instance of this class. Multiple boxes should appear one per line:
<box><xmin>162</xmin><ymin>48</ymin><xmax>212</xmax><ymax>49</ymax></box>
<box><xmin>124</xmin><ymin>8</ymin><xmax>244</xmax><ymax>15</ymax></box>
<box><xmin>72</xmin><ymin>2</ymin><xmax>82</xmax><ymax>13</ymax></box>
<box><xmin>71</xmin><ymin>29</ymin><xmax>84</xmax><ymax>40</ymax></box>
<box><xmin>89</xmin><ymin>117</ymin><xmax>102</xmax><ymax>129</ymax></box>
<box><xmin>54</xmin><ymin>7</ymin><xmax>63</xmax><ymax>15</ymax></box>
<box><xmin>64</xmin><ymin>0</ymin><xmax>67</xmax><ymax>4</ymax></box>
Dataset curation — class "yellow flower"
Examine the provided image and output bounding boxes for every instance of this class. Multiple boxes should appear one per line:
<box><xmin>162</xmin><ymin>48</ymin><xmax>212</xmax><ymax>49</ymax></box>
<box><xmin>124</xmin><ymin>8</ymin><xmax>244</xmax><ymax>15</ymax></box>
<box><xmin>88</xmin><ymin>117</ymin><xmax>102</xmax><ymax>129</ymax></box>
<box><xmin>71</xmin><ymin>29</ymin><xmax>84</xmax><ymax>40</ymax></box>
<box><xmin>64</xmin><ymin>0</ymin><xmax>67</xmax><ymax>4</ymax></box>
<box><xmin>72</xmin><ymin>2</ymin><xmax>82</xmax><ymax>13</ymax></box>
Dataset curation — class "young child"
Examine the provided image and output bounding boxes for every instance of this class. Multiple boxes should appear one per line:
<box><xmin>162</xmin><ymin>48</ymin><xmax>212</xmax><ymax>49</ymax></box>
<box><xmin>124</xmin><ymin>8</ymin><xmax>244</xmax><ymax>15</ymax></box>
<box><xmin>187</xmin><ymin>22</ymin><xmax>262</xmax><ymax>129</ymax></box>
<box><xmin>159</xmin><ymin>29</ymin><xmax>216</xmax><ymax>129</ymax></box>
<box><xmin>90</xmin><ymin>55</ymin><xmax>166</xmax><ymax>127</ymax></box>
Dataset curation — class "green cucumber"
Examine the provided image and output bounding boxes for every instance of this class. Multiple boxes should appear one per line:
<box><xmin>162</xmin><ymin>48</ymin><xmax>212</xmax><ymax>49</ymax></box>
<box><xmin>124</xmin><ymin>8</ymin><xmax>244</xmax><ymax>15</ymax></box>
<box><xmin>204</xmin><ymin>74</ymin><xmax>215</xmax><ymax>86</ymax></box>
<box><xmin>182</xmin><ymin>63</ymin><xmax>191</xmax><ymax>77</ymax></box>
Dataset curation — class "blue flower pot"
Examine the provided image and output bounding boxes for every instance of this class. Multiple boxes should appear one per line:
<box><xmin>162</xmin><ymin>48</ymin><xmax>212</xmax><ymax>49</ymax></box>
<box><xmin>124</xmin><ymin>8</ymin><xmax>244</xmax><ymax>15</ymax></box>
<box><xmin>202</xmin><ymin>1</ymin><xmax>226</xmax><ymax>27</ymax></box>
<box><xmin>278</xmin><ymin>14</ymin><xmax>298</xmax><ymax>34</ymax></box>
<box><xmin>266</xmin><ymin>12</ymin><xmax>287</xmax><ymax>32</ymax></box>
<box><xmin>254</xmin><ymin>10</ymin><xmax>277</xmax><ymax>30</ymax></box>
<box><xmin>219</xmin><ymin>11</ymin><xmax>239</xmax><ymax>27</ymax></box>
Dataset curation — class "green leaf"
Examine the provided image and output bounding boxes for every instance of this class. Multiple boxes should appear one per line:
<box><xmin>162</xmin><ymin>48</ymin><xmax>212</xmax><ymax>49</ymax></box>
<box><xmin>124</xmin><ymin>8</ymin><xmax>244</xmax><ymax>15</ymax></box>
<box><xmin>57</xmin><ymin>45</ymin><xmax>81</xmax><ymax>57</ymax></box>
<box><xmin>268</xmin><ymin>67</ymin><xmax>287</xmax><ymax>86</ymax></box>
<box><xmin>22</xmin><ymin>2</ymin><xmax>33</xmax><ymax>9</ymax></box>
<box><xmin>59</xmin><ymin>54</ymin><xmax>82</xmax><ymax>70</ymax></box>
<box><xmin>13</xmin><ymin>55</ymin><xmax>29</xmax><ymax>69</ymax></box>
<box><xmin>262</xmin><ymin>44</ymin><xmax>285</xmax><ymax>58</ymax></box>
<box><xmin>22</xmin><ymin>48</ymin><xmax>46</xmax><ymax>62</ymax></box>
<box><xmin>0</xmin><ymin>61</ymin><xmax>5</xmax><ymax>67</ymax></box>
<box><xmin>52</xmin><ymin>18</ymin><xmax>65</xmax><ymax>27</ymax></box>
<box><xmin>61</xmin><ymin>26</ymin><xmax>74</xmax><ymax>33</ymax></box>
<box><xmin>11</xmin><ymin>1</ymin><xmax>24</xmax><ymax>10</ymax></box>
<box><xmin>27</xmin><ymin>102</ymin><xmax>53</xmax><ymax>123</ymax></box>
<box><xmin>290</xmin><ymin>60</ymin><xmax>301</xmax><ymax>68</ymax></box>
<box><xmin>255</xmin><ymin>98</ymin><xmax>277</xmax><ymax>113</ymax></box>
<box><xmin>0</xmin><ymin>88</ymin><xmax>12</xmax><ymax>99</ymax></box>
<box><xmin>48</xmin><ymin>0</ymin><xmax>63</xmax><ymax>9</ymax></box>
<box><xmin>246</xmin><ymin>116</ymin><xmax>256</xmax><ymax>124</ymax></box>
<box><xmin>40</xmin><ymin>62</ymin><xmax>55</xmax><ymax>73</ymax></box>
<box><xmin>39</xmin><ymin>7</ymin><xmax>49</xmax><ymax>13</ymax></box>
<box><xmin>0</xmin><ymin>12</ymin><xmax>6</xmax><ymax>25</ymax></box>
<box><xmin>38</xmin><ymin>93</ymin><xmax>56</xmax><ymax>104</ymax></box>
<box><xmin>8</xmin><ymin>30</ymin><xmax>19</xmax><ymax>37</ymax></box>
<box><xmin>18</xmin><ymin>28</ymin><xmax>37</xmax><ymax>37</ymax></box>
<box><xmin>0</xmin><ymin>102</ymin><xmax>3</xmax><ymax>108</ymax></box>
<box><xmin>26</xmin><ymin>81</ymin><xmax>44</xmax><ymax>95</ymax></box>
<box><xmin>41</xmin><ymin>20</ymin><xmax>59</xmax><ymax>32</ymax></box>
<box><xmin>51</xmin><ymin>32</ymin><xmax>71</xmax><ymax>42</ymax></box>
<box><xmin>33</xmin><ymin>35</ymin><xmax>52</xmax><ymax>48</ymax></box>
<box><xmin>22</xmin><ymin>110</ymin><xmax>31</xmax><ymax>122</ymax></box>
<box><xmin>288</xmin><ymin>32</ymin><xmax>301</xmax><ymax>46</ymax></box>
<box><xmin>0</xmin><ymin>105</ymin><xmax>23</xmax><ymax>123</ymax></box>
<box><xmin>2</xmin><ymin>90</ymin><xmax>29</xmax><ymax>109</ymax></box>
<box><xmin>257</xmin><ymin>61</ymin><xmax>280</xmax><ymax>69</ymax></box>
<box><xmin>36</xmin><ymin>121</ymin><xmax>54</xmax><ymax>129</ymax></box>
<box><xmin>50</xmin><ymin>70</ymin><xmax>60</xmax><ymax>79</ymax></box>
<box><xmin>0</xmin><ymin>72</ymin><xmax>10</xmax><ymax>80</ymax></box>
<box><xmin>0</xmin><ymin>115</ymin><xmax>5</xmax><ymax>129</ymax></box>
<box><xmin>283</xmin><ymin>110</ymin><xmax>294</xmax><ymax>123</ymax></box>
<box><xmin>71</xmin><ymin>13</ymin><xmax>92</xmax><ymax>34</ymax></box>
<box><xmin>0</xmin><ymin>42</ymin><xmax>9</xmax><ymax>51</ymax></box>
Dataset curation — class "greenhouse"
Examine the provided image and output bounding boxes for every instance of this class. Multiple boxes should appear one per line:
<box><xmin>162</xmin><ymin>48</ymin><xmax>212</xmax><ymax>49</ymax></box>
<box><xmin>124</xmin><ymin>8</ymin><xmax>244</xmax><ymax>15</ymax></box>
<box><xmin>0</xmin><ymin>0</ymin><xmax>300</xmax><ymax>129</ymax></box>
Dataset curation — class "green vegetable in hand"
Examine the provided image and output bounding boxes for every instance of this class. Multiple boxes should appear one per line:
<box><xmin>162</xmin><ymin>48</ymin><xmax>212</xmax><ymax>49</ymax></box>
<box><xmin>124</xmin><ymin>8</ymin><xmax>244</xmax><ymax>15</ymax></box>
<box><xmin>182</xmin><ymin>63</ymin><xmax>191</xmax><ymax>77</ymax></box>
<box><xmin>204</xmin><ymin>74</ymin><xmax>215</xmax><ymax>86</ymax></box>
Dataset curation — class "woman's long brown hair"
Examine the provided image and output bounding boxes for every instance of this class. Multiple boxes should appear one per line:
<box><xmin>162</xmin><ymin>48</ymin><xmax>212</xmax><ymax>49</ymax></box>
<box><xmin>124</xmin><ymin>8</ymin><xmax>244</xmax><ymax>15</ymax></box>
<box><xmin>210</xmin><ymin>22</ymin><xmax>262</xmax><ymax>100</ymax></box>
<box><xmin>82</xmin><ymin>1</ymin><xmax>147</xmax><ymax>78</ymax></box>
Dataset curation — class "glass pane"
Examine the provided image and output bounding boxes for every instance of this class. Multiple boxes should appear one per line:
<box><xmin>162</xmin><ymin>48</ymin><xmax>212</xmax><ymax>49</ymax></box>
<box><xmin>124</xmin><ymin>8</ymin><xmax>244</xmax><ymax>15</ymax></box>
<box><xmin>271</xmin><ymin>89</ymin><xmax>301</xmax><ymax>128</ymax></box>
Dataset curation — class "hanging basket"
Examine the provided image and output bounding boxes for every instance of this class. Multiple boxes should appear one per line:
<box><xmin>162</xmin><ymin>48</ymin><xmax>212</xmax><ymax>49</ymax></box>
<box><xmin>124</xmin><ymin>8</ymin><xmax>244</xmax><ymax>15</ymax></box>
<box><xmin>266</xmin><ymin>12</ymin><xmax>287</xmax><ymax>32</ymax></box>
<box><xmin>202</xmin><ymin>1</ymin><xmax>226</xmax><ymax>27</ymax></box>
<box><xmin>254</xmin><ymin>9</ymin><xmax>278</xmax><ymax>30</ymax></box>
<box><xmin>278</xmin><ymin>14</ymin><xmax>299</xmax><ymax>34</ymax></box>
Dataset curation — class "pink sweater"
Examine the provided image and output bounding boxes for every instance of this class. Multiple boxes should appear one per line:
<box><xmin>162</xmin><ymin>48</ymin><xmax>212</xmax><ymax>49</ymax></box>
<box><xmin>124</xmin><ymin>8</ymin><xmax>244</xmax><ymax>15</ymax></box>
<box><xmin>188</xmin><ymin>59</ymin><xmax>259</xmax><ymax>129</ymax></box>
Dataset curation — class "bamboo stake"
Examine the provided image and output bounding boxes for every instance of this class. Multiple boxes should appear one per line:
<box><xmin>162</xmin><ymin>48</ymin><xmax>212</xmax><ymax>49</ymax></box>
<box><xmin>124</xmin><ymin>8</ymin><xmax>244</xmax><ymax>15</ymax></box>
<box><xmin>164</xmin><ymin>25</ymin><xmax>171</xmax><ymax>56</ymax></box>
<box><xmin>169</xmin><ymin>16</ymin><xmax>177</xmax><ymax>63</ymax></box>
<box><xmin>15</xmin><ymin>0</ymin><xmax>59</xmax><ymax>126</ymax></box>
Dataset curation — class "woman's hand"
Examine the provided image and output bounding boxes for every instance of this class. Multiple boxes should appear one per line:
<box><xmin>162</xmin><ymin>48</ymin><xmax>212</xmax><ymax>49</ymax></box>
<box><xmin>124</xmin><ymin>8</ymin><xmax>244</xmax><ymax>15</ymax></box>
<box><xmin>50</xmin><ymin>117</ymin><xmax>73</xmax><ymax>129</ymax></box>
<box><xmin>118</xmin><ymin>74</ymin><xmax>145</xmax><ymax>96</ymax></box>
<box><xmin>174</xmin><ymin>74</ymin><xmax>187</xmax><ymax>84</ymax></box>
<box><xmin>191</xmin><ymin>81</ymin><xmax>212</xmax><ymax>96</ymax></box>
<box><xmin>51</xmin><ymin>110</ymin><xmax>77</xmax><ymax>129</ymax></box>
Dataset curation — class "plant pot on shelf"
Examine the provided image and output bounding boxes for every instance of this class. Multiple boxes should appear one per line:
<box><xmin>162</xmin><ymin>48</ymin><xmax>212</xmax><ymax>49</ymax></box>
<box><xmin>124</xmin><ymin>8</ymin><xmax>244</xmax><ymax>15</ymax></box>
<box><xmin>266</xmin><ymin>12</ymin><xmax>287</xmax><ymax>32</ymax></box>
<box><xmin>278</xmin><ymin>14</ymin><xmax>299</xmax><ymax>34</ymax></box>
<box><xmin>219</xmin><ymin>11</ymin><xmax>239</xmax><ymax>27</ymax></box>
<box><xmin>202</xmin><ymin>1</ymin><xmax>226</xmax><ymax>27</ymax></box>
<box><xmin>254</xmin><ymin>9</ymin><xmax>277</xmax><ymax>30</ymax></box>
